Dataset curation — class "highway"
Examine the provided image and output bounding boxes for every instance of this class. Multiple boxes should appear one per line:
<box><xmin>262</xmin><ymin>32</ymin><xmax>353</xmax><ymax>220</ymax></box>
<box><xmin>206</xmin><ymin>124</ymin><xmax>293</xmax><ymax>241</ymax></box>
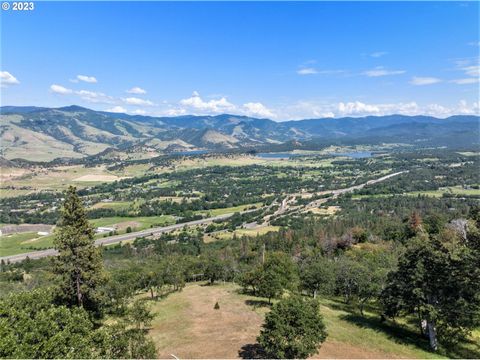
<box><xmin>1</xmin><ymin>171</ymin><xmax>406</xmax><ymax>264</ymax></box>
<box><xmin>0</xmin><ymin>212</ymin><xmax>241</xmax><ymax>263</ymax></box>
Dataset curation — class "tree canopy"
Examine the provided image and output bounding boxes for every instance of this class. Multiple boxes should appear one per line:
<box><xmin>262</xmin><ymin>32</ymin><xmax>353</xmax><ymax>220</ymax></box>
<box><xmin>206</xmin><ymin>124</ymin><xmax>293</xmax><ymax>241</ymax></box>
<box><xmin>257</xmin><ymin>296</ymin><xmax>327</xmax><ymax>359</ymax></box>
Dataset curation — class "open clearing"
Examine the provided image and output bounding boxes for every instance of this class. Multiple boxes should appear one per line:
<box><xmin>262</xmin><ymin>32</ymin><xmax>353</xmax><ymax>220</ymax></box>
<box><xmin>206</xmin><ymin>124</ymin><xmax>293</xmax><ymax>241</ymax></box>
<box><xmin>0</xmin><ymin>232</ymin><xmax>54</xmax><ymax>256</ymax></box>
<box><xmin>196</xmin><ymin>203</ymin><xmax>263</xmax><ymax>217</ymax></box>
<box><xmin>146</xmin><ymin>283</ymin><xmax>471</xmax><ymax>359</ymax></box>
<box><xmin>353</xmin><ymin>185</ymin><xmax>480</xmax><ymax>199</ymax></box>
<box><xmin>91</xmin><ymin>215</ymin><xmax>175</xmax><ymax>230</ymax></box>
<box><xmin>73</xmin><ymin>174</ymin><xmax>125</xmax><ymax>182</ymax></box>
<box><xmin>0</xmin><ymin>164</ymin><xmax>130</xmax><ymax>192</ymax></box>
<box><xmin>204</xmin><ymin>225</ymin><xmax>280</xmax><ymax>243</ymax></box>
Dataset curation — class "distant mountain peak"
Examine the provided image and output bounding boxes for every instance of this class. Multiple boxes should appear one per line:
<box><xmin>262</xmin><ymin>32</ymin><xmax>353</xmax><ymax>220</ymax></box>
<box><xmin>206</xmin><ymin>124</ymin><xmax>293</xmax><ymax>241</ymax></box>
<box><xmin>57</xmin><ymin>105</ymin><xmax>91</xmax><ymax>112</ymax></box>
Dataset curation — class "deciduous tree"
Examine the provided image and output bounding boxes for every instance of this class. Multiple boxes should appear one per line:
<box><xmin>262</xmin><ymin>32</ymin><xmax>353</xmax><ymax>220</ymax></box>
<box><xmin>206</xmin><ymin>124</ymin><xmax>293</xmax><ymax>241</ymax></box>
<box><xmin>257</xmin><ymin>296</ymin><xmax>327</xmax><ymax>359</ymax></box>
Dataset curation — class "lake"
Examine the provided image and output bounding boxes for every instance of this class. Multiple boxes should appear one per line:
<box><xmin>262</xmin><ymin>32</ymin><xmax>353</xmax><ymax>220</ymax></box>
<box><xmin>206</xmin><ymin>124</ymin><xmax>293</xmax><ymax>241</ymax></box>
<box><xmin>256</xmin><ymin>151</ymin><xmax>373</xmax><ymax>159</ymax></box>
<box><xmin>171</xmin><ymin>150</ymin><xmax>209</xmax><ymax>156</ymax></box>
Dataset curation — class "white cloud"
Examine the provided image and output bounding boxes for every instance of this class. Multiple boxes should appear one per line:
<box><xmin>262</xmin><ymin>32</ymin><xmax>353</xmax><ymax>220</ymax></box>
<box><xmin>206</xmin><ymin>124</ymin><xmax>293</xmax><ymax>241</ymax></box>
<box><xmin>362</xmin><ymin>67</ymin><xmax>406</xmax><ymax>77</ymax></box>
<box><xmin>243</xmin><ymin>102</ymin><xmax>275</xmax><ymax>118</ymax></box>
<box><xmin>297</xmin><ymin>67</ymin><xmax>345</xmax><ymax>76</ymax></box>
<box><xmin>337</xmin><ymin>101</ymin><xmax>382</xmax><ymax>115</ymax></box>
<box><xmin>77</xmin><ymin>90</ymin><xmax>115</xmax><ymax>104</ymax></box>
<box><xmin>409</xmin><ymin>77</ymin><xmax>442</xmax><ymax>85</ymax></box>
<box><xmin>165</xmin><ymin>108</ymin><xmax>188</xmax><ymax>116</ymax></box>
<box><xmin>280</xmin><ymin>99</ymin><xmax>479</xmax><ymax>120</ymax></box>
<box><xmin>105</xmin><ymin>106</ymin><xmax>147</xmax><ymax>115</ymax></box>
<box><xmin>50</xmin><ymin>84</ymin><xmax>73</xmax><ymax>94</ymax></box>
<box><xmin>450</xmin><ymin>58</ymin><xmax>479</xmax><ymax>85</ymax></box>
<box><xmin>76</xmin><ymin>75</ymin><xmax>97</xmax><ymax>83</ymax></box>
<box><xmin>50</xmin><ymin>85</ymin><xmax>116</xmax><ymax>104</ymax></box>
<box><xmin>370</xmin><ymin>51</ymin><xmax>388</xmax><ymax>58</ymax></box>
<box><xmin>126</xmin><ymin>87</ymin><xmax>147</xmax><ymax>94</ymax></box>
<box><xmin>1</xmin><ymin>71</ymin><xmax>20</xmax><ymax>86</ymax></box>
<box><xmin>317</xmin><ymin>69</ymin><xmax>346</xmax><ymax>75</ymax></box>
<box><xmin>460</xmin><ymin>65</ymin><xmax>479</xmax><ymax>77</ymax></box>
<box><xmin>297</xmin><ymin>67</ymin><xmax>318</xmax><ymax>75</ymax></box>
<box><xmin>105</xmin><ymin>106</ymin><xmax>127</xmax><ymax>113</ymax></box>
<box><xmin>164</xmin><ymin>92</ymin><xmax>276</xmax><ymax>118</ymax></box>
<box><xmin>178</xmin><ymin>91</ymin><xmax>236</xmax><ymax>114</ymax></box>
<box><xmin>122</xmin><ymin>97</ymin><xmax>155</xmax><ymax>106</ymax></box>
<box><xmin>450</xmin><ymin>78</ymin><xmax>479</xmax><ymax>85</ymax></box>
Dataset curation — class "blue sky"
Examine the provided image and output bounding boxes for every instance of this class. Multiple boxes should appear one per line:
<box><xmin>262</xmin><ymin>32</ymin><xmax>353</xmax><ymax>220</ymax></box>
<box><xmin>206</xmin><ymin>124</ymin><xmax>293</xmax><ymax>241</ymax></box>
<box><xmin>1</xmin><ymin>1</ymin><xmax>479</xmax><ymax>120</ymax></box>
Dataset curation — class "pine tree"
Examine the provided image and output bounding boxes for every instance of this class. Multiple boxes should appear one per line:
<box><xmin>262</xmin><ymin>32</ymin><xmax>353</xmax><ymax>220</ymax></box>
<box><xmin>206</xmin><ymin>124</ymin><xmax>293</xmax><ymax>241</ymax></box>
<box><xmin>53</xmin><ymin>186</ymin><xmax>105</xmax><ymax>313</ymax></box>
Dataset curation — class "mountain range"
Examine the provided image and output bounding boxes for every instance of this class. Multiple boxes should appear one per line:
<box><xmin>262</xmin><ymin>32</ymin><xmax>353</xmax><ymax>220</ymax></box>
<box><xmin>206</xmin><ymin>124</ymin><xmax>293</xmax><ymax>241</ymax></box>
<box><xmin>1</xmin><ymin>105</ymin><xmax>478</xmax><ymax>161</ymax></box>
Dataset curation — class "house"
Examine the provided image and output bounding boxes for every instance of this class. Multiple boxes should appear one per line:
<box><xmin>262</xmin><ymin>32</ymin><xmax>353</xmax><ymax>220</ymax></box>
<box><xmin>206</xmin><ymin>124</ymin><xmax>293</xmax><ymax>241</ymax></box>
<box><xmin>96</xmin><ymin>226</ymin><xmax>116</xmax><ymax>233</ymax></box>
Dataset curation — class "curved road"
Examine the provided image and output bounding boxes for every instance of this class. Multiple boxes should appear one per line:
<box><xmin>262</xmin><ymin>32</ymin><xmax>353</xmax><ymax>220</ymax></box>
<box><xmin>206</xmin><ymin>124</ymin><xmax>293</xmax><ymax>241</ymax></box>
<box><xmin>1</xmin><ymin>171</ymin><xmax>406</xmax><ymax>264</ymax></box>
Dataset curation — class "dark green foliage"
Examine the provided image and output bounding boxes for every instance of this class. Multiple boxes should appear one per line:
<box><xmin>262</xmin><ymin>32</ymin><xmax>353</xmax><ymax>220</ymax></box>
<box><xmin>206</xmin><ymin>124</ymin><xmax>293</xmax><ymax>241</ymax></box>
<box><xmin>0</xmin><ymin>288</ymin><xmax>96</xmax><ymax>359</ymax></box>
<box><xmin>382</xmin><ymin>219</ymin><xmax>480</xmax><ymax>350</ymax></box>
<box><xmin>300</xmin><ymin>256</ymin><xmax>336</xmax><ymax>299</ymax></box>
<box><xmin>243</xmin><ymin>252</ymin><xmax>299</xmax><ymax>303</ymax></box>
<box><xmin>257</xmin><ymin>296</ymin><xmax>327</xmax><ymax>359</ymax></box>
<box><xmin>0</xmin><ymin>288</ymin><xmax>157</xmax><ymax>359</ymax></box>
<box><xmin>204</xmin><ymin>255</ymin><xmax>226</xmax><ymax>284</ymax></box>
<box><xmin>53</xmin><ymin>186</ymin><xmax>106</xmax><ymax>313</ymax></box>
<box><xmin>334</xmin><ymin>245</ymin><xmax>397</xmax><ymax>313</ymax></box>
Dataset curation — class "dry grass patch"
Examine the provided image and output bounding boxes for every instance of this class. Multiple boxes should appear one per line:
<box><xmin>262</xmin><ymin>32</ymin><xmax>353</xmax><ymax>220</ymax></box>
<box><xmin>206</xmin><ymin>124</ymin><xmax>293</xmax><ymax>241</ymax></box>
<box><xmin>306</xmin><ymin>206</ymin><xmax>341</xmax><ymax>215</ymax></box>
<box><xmin>149</xmin><ymin>283</ymin><xmax>264</xmax><ymax>359</ymax></box>
<box><xmin>146</xmin><ymin>283</ymin><xmax>452</xmax><ymax>359</ymax></box>
<box><xmin>73</xmin><ymin>174</ymin><xmax>124</xmax><ymax>182</ymax></box>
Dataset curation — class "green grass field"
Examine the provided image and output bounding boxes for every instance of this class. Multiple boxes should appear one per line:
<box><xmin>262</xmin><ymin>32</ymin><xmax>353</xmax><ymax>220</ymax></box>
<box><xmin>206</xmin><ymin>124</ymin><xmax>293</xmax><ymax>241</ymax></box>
<box><xmin>406</xmin><ymin>186</ymin><xmax>480</xmax><ymax>198</ymax></box>
<box><xmin>0</xmin><ymin>215</ymin><xmax>176</xmax><ymax>256</ymax></box>
<box><xmin>90</xmin><ymin>201</ymin><xmax>133</xmax><ymax>211</ymax></box>
<box><xmin>90</xmin><ymin>215</ymin><xmax>175</xmax><ymax>230</ymax></box>
<box><xmin>353</xmin><ymin>185</ymin><xmax>480</xmax><ymax>200</ymax></box>
<box><xmin>196</xmin><ymin>202</ymin><xmax>263</xmax><ymax>217</ymax></box>
<box><xmin>0</xmin><ymin>232</ymin><xmax>55</xmax><ymax>256</ymax></box>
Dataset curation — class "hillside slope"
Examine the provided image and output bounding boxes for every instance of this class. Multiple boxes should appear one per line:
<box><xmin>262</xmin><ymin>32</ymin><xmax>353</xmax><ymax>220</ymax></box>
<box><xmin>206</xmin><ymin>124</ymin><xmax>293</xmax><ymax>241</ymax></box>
<box><xmin>1</xmin><ymin>106</ymin><xmax>478</xmax><ymax>161</ymax></box>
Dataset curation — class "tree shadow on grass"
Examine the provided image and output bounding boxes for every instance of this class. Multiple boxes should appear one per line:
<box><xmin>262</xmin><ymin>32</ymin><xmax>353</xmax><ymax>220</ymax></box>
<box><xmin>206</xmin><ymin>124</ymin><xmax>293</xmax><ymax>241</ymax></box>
<box><xmin>340</xmin><ymin>313</ymin><xmax>430</xmax><ymax>349</ymax></box>
<box><xmin>443</xmin><ymin>337</ymin><xmax>480</xmax><ymax>359</ymax></box>
<box><xmin>238</xmin><ymin>343</ymin><xmax>267</xmax><ymax>359</ymax></box>
<box><xmin>327</xmin><ymin>300</ymin><xmax>361</xmax><ymax>314</ymax></box>
<box><xmin>339</xmin><ymin>313</ymin><xmax>480</xmax><ymax>359</ymax></box>
<box><xmin>245</xmin><ymin>299</ymin><xmax>271</xmax><ymax>309</ymax></box>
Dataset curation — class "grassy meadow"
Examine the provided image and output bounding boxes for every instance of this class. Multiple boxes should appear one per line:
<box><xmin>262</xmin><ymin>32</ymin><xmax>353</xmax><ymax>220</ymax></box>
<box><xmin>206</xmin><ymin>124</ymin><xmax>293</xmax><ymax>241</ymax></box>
<box><xmin>143</xmin><ymin>282</ymin><xmax>479</xmax><ymax>359</ymax></box>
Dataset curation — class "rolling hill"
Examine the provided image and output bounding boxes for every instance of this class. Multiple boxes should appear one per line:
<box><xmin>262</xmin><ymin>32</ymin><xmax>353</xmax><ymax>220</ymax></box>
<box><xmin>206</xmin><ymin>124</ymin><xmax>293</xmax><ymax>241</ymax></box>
<box><xmin>1</xmin><ymin>105</ymin><xmax>478</xmax><ymax>161</ymax></box>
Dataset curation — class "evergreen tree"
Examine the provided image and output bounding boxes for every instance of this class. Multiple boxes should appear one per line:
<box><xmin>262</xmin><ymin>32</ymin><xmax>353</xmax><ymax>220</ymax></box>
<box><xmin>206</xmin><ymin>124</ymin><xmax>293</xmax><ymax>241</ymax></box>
<box><xmin>53</xmin><ymin>186</ymin><xmax>105</xmax><ymax>312</ymax></box>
